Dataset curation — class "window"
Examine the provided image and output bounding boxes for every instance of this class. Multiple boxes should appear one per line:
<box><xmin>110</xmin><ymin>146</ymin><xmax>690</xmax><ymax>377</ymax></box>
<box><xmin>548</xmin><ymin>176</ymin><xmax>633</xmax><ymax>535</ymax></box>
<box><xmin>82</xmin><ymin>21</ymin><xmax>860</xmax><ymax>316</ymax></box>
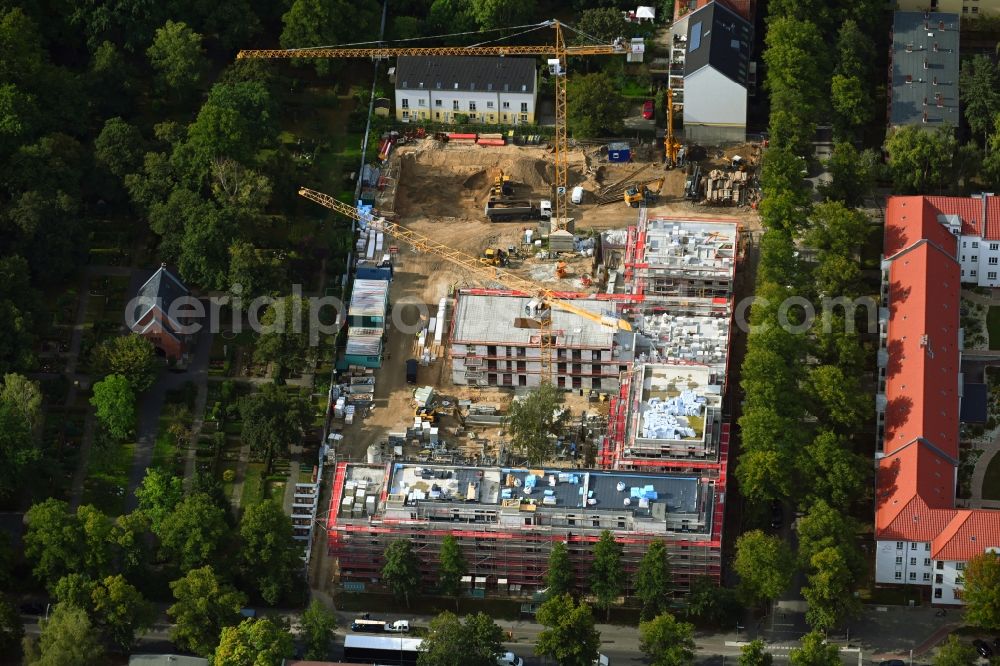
<box><xmin>962</xmin><ymin>255</ymin><xmax>966</xmax><ymax>261</ymax></box>
<box><xmin>923</xmin><ymin>573</ymin><xmax>931</xmax><ymax>581</ymax></box>
<box><xmin>910</xmin><ymin>557</ymin><xmax>917</xmax><ymax>566</ymax></box>
<box><xmin>401</xmin><ymin>98</ymin><xmax>409</xmax><ymax>109</ymax></box>
<box><xmin>992</xmin><ymin>243</ymin><xmax>999</xmax><ymax>250</ymax></box>
<box><xmin>964</xmin><ymin>241</ymin><xmax>967</xmax><ymax>248</ymax></box>
<box><xmin>469</xmin><ymin>101</ymin><xmax>477</xmax><ymax>111</ymax></box>
<box><xmin>435</xmin><ymin>99</ymin><xmax>442</xmax><ymax>107</ymax></box>
<box><xmin>937</xmin><ymin>561</ymin><xmax>944</xmax><ymax>569</ymax></box>
<box><xmin>909</xmin><ymin>572</ymin><xmax>917</xmax><ymax>580</ymax></box>
<box><xmin>895</xmin><ymin>571</ymin><xmax>902</xmax><ymax>580</ymax></box>
<box><xmin>453</xmin><ymin>100</ymin><xmax>459</xmax><ymax>110</ymax></box>
<box><xmin>989</xmin><ymin>271</ymin><xmax>997</xmax><ymax>280</ymax></box>
<box><xmin>402</xmin><ymin>110</ymin><xmax>409</xmax><ymax>119</ymax></box>
<box><xmin>502</xmin><ymin>101</ymin><xmax>510</xmax><ymax>109</ymax></box>
<box><xmin>521</xmin><ymin>102</ymin><xmax>528</xmax><ymax>113</ymax></box>
<box><xmin>973</xmin><ymin>241</ymin><xmax>980</xmax><ymax>248</ymax></box>
<box><xmin>956</xmin><ymin>575</ymin><xmax>965</xmax><ymax>585</ymax></box>
<box><xmin>924</xmin><ymin>558</ymin><xmax>931</xmax><ymax>566</ymax></box>
<box><xmin>520</xmin><ymin>114</ymin><xmax>528</xmax><ymax>122</ymax></box>
<box><xmin>911</xmin><ymin>543</ymin><xmax>918</xmax><ymax>550</ymax></box>
<box><xmin>989</xmin><ymin>257</ymin><xmax>997</xmax><ymax>265</ymax></box>
<box><xmin>486</xmin><ymin>101</ymin><xmax>494</xmax><ymax>108</ymax></box>
<box><xmin>897</xmin><ymin>542</ymin><xmax>904</xmax><ymax>550</ymax></box>
<box><xmin>972</xmin><ymin>256</ymin><xmax>979</xmax><ymax>261</ymax></box>
<box><xmin>972</xmin><ymin>270</ymin><xmax>978</xmax><ymax>276</ymax></box>
<box><xmin>690</xmin><ymin>21</ymin><xmax>703</xmax><ymax>51</ymax></box>
<box><xmin>418</xmin><ymin>98</ymin><xmax>426</xmax><ymax>107</ymax></box>
<box><xmin>956</xmin><ymin>562</ymin><xmax>966</xmax><ymax>570</ymax></box>
<box><xmin>934</xmin><ymin>588</ymin><xmax>943</xmax><ymax>598</ymax></box>
<box><xmin>935</xmin><ymin>574</ymin><xmax>943</xmax><ymax>584</ymax></box>
<box><xmin>895</xmin><ymin>556</ymin><xmax>903</xmax><ymax>565</ymax></box>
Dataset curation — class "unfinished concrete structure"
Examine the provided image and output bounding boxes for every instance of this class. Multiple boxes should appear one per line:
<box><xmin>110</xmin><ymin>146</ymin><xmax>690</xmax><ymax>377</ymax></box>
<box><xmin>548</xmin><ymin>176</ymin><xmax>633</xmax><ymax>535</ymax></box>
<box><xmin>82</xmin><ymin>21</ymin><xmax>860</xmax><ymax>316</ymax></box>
<box><xmin>623</xmin><ymin>218</ymin><xmax>739</xmax><ymax>299</ymax></box>
<box><xmin>327</xmin><ymin>461</ymin><xmax>723</xmax><ymax>597</ymax></box>
<box><xmin>448</xmin><ymin>289</ymin><xmax>637</xmax><ymax>390</ymax></box>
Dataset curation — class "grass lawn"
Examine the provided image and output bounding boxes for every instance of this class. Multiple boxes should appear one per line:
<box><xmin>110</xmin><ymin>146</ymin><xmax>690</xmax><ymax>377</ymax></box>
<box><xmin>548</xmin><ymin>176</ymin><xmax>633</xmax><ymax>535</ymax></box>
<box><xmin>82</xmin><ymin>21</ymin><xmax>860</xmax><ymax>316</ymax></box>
<box><xmin>988</xmin><ymin>306</ymin><xmax>1000</xmax><ymax>350</ymax></box>
<box><xmin>983</xmin><ymin>453</ymin><xmax>1000</xmax><ymax>501</ymax></box>
<box><xmin>241</xmin><ymin>462</ymin><xmax>265</xmax><ymax>508</ymax></box>
<box><xmin>81</xmin><ymin>439</ymin><xmax>135</xmax><ymax>516</ymax></box>
<box><xmin>152</xmin><ymin>425</ymin><xmax>182</xmax><ymax>474</ymax></box>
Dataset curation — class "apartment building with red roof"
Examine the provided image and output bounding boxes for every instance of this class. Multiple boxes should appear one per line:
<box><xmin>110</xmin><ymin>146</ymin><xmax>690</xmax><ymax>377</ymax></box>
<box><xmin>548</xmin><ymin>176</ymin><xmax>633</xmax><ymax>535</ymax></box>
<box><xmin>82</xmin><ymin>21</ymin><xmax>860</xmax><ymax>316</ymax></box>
<box><xmin>876</xmin><ymin>194</ymin><xmax>1000</xmax><ymax>604</ymax></box>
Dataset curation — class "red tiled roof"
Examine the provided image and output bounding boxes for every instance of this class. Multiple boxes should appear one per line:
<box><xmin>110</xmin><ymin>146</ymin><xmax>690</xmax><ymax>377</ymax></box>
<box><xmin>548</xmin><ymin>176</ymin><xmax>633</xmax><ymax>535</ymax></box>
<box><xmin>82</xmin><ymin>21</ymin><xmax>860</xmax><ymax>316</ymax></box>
<box><xmin>673</xmin><ymin>0</ymin><xmax>753</xmax><ymax>23</ymax></box>
<box><xmin>924</xmin><ymin>196</ymin><xmax>985</xmax><ymax>238</ymax></box>
<box><xmin>876</xmin><ymin>444</ymin><xmax>956</xmax><ymax>540</ymax></box>
<box><xmin>882</xmin><ymin>240</ymin><xmax>960</xmax><ymax>458</ymax></box>
<box><xmin>932</xmin><ymin>510</ymin><xmax>1000</xmax><ymax>561</ymax></box>
<box><xmin>883</xmin><ymin>196</ymin><xmax>959</xmax><ymax>257</ymax></box>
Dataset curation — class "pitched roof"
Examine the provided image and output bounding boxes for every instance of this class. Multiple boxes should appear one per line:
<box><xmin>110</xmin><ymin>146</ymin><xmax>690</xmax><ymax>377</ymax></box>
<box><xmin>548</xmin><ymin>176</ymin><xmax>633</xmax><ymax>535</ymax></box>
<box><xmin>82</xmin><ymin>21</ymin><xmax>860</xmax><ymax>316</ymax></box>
<box><xmin>683</xmin><ymin>1</ymin><xmax>752</xmax><ymax>87</ymax></box>
<box><xmin>881</xmin><ymin>240</ymin><xmax>960</xmax><ymax>458</ymax></box>
<box><xmin>395</xmin><ymin>57</ymin><xmax>536</xmax><ymax>94</ymax></box>
<box><xmin>674</xmin><ymin>0</ymin><xmax>753</xmax><ymax>22</ymax></box>
<box><xmin>889</xmin><ymin>12</ymin><xmax>960</xmax><ymax>128</ymax></box>
<box><xmin>932</xmin><ymin>510</ymin><xmax>1000</xmax><ymax>560</ymax></box>
<box><xmin>883</xmin><ymin>196</ymin><xmax>959</xmax><ymax>257</ymax></box>
<box><xmin>923</xmin><ymin>194</ymin><xmax>1000</xmax><ymax>241</ymax></box>
<box><xmin>131</xmin><ymin>265</ymin><xmax>189</xmax><ymax>326</ymax></box>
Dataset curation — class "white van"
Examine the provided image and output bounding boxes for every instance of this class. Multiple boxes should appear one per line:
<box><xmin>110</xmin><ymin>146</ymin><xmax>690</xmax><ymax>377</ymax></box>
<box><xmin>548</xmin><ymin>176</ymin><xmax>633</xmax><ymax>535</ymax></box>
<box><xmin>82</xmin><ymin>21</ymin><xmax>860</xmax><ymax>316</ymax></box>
<box><xmin>571</xmin><ymin>186</ymin><xmax>584</xmax><ymax>204</ymax></box>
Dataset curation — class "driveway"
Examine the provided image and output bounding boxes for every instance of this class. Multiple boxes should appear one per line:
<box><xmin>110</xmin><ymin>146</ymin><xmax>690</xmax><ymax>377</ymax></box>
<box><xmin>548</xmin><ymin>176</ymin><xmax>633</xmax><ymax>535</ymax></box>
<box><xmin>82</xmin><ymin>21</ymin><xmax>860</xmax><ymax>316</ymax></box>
<box><xmin>623</xmin><ymin>102</ymin><xmax>655</xmax><ymax>131</ymax></box>
<box><xmin>125</xmin><ymin>307</ymin><xmax>213</xmax><ymax>511</ymax></box>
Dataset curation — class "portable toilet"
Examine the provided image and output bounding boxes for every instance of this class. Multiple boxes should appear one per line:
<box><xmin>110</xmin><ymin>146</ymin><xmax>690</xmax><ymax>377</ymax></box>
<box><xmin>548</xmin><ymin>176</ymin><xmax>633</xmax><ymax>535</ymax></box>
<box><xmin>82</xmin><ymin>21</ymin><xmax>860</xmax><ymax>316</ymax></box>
<box><xmin>608</xmin><ymin>142</ymin><xmax>631</xmax><ymax>163</ymax></box>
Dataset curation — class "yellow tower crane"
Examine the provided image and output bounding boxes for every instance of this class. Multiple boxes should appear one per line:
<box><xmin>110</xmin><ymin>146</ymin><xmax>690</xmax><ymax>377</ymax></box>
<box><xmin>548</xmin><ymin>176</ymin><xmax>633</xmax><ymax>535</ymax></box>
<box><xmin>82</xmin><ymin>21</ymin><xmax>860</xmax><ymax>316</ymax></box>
<box><xmin>296</xmin><ymin>187</ymin><xmax>631</xmax><ymax>385</ymax></box>
<box><xmin>237</xmin><ymin>20</ymin><xmax>634</xmax><ymax>230</ymax></box>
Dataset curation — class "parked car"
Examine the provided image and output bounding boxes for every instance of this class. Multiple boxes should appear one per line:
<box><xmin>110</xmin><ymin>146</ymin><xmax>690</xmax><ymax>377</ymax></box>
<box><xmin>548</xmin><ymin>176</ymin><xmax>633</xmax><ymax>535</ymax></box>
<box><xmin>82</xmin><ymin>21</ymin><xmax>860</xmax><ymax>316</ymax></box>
<box><xmin>642</xmin><ymin>100</ymin><xmax>655</xmax><ymax>120</ymax></box>
<box><xmin>879</xmin><ymin>660</ymin><xmax>905</xmax><ymax>666</ymax></box>
<box><xmin>973</xmin><ymin>639</ymin><xmax>993</xmax><ymax>658</ymax></box>
<box><xmin>498</xmin><ymin>652</ymin><xmax>524</xmax><ymax>666</ymax></box>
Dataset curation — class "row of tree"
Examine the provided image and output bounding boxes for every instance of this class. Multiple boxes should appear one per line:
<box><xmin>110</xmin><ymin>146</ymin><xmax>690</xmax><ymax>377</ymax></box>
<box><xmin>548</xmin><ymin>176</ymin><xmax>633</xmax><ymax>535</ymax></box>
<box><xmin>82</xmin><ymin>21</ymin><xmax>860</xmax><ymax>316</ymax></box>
<box><xmin>733</xmin><ymin>0</ymin><xmax>879</xmax><ymax>634</ymax></box>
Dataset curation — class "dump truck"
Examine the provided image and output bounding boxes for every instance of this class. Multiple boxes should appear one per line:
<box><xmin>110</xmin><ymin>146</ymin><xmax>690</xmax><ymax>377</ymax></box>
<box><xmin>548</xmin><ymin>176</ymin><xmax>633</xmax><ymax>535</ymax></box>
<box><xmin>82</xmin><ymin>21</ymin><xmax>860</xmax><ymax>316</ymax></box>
<box><xmin>485</xmin><ymin>199</ymin><xmax>552</xmax><ymax>222</ymax></box>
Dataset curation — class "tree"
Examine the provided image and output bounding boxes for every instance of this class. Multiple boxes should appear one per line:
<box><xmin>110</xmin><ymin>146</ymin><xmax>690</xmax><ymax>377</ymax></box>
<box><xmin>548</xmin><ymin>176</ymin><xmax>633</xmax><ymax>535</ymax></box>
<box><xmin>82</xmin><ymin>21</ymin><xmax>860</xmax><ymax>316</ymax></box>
<box><xmin>567</xmin><ymin>72</ymin><xmax>627</xmax><ymax>138</ymax></box>
<box><xmin>546</xmin><ymin>541</ymin><xmax>575</xmax><ymax>597</ymax></box>
<box><xmin>30</xmin><ymin>603</ymin><xmax>104</xmax><ymax>666</ymax></box>
<box><xmin>24</xmin><ymin>498</ymin><xmax>84</xmax><ymax>588</ymax></box>
<box><xmin>790</xmin><ymin>631</ymin><xmax>841</xmax><ymax>666</ymax></box>
<box><xmin>733</xmin><ymin>531</ymin><xmax>794</xmax><ymax>606</ymax></box>
<box><xmin>134</xmin><ymin>467</ymin><xmax>184</xmax><ymax>532</ymax></box>
<box><xmin>795</xmin><ymin>500</ymin><xmax>864</xmax><ymax>576</ymax></box>
<box><xmin>960</xmin><ymin>55</ymin><xmax>1000</xmax><ymax>142</ymax></box>
<box><xmin>239</xmin><ymin>384</ymin><xmax>312</xmax><ymax>474</ymax></box>
<box><xmin>214</xmin><ymin>618</ymin><xmax>294</xmax><ymax>666</ymax></box>
<box><xmin>801</xmin><ymin>547</ymin><xmax>861</xmax><ymax>631</ymax></box>
<box><xmin>574</xmin><ymin>8</ymin><xmax>628</xmax><ymax>43</ymax></box>
<box><xmin>467</xmin><ymin>0</ymin><xmax>535</xmax><ymax>30</ymax></box>
<box><xmin>147</xmin><ymin>21</ymin><xmax>207</xmax><ymax>96</ymax></box>
<box><xmin>109</xmin><ymin>511</ymin><xmax>150</xmax><ymax>576</ymax></box>
<box><xmin>636</xmin><ymin>540</ymin><xmax>672</xmax><ymax>620</ymax></box>
<box><xmin>506</xmin><ymin>383</ymin><xmax>567</xmax><ymax>464</ymax></box>
<box><xmin>762</xmin><ymin>18</ymin><xmax>827</xmax><ymax>151</ymax></box>
<box><xmin>963</xmin><ymin>551</ymin><xmax>1000</xmax><ymax>630</ymax></box>
<box><xmin>157</xmin><ymin>492</ymin><xmax>230</xmax><ymax>570</ymax></box>
<box><xmin>239</xmin><ymin>501</ymin><xmax>303</xmax><ymax>605</ymax></box>
<box><xmin>280</xmin><ymin>0</ymin><xmax>379</xmax><ymax>75</ymax></box>
<box><xmin>805</xmin><ymin>365</ymin><xmax>868</xmax><ymax>429</ymax></box>
<box><xmin>884</xmin><ymin>125</ymin><xmax>957</xmax><ymax>194</ymax></box>
<box><xmin>168</xmin><ymin>566</ymin><xmax>247</xmax><ymax>657</ymax></box>
<box><xmin>301</xmin><ymin>599</ymin><xmax>337</xmax><ymax>660</ymax></box>
<box><xmin>90</xmin><ymin>374</ymin><xmax>135</xmax><ymax>441</ymax></box>
<box><xmin>382</xmin><ymin>539</ymin><xmax>420</xmax><ymax>608</ymax></box>
<box><xmin>590</xmin><ymin>530</ymin><xmax>623</xmax><ymax>620</ymax></box>
<box><xmin>0</xmin><ymin>372</ymin><xmax>42</xmax><ymax>435</ymax></box>
<box><xmin>986</xmin><ymin>116</ymin><xmax>1000</xmax><ymax>188</ymax></box>
<box><xmin>438</xmin><ymin>535</ymin><xmax>467</xmax><ymax>609</ymax></box>
<box><xmin>819</xmin><ymin>142</ymin><xmax>876</xmax><ymax>206</ymax></box>
<box><xmin>93</xmin><ymin>334</ymin><xmax>159</xmax><ymax>391</ymax></box>
<box><xmin>830</xmin><ymin>74</ymin><xmax>871</xmax><ymax>136</ymax></box>
<box><xmin>228</xmin><ymin>242</ymin><xmax>284</xmax><ymax>302</ymax></box>
<box><xmin>535</xmin><ymin>594</ymin><xmax>601</xmax><ymax>666</ymax></box>
<box><xmin>639</xmin><ymin>612</ymin><xmax>696</xmax><ymax>666</ymax></box>
<box><xmin>933</xmin><ymin>635</ymin><xmax>978</xmax><ymax>666</ymax></box>
<box><xmin>740</xmin><ymin>640</ymin><xmax>773</xmax><ymax>666</ymax></box>
<box><xmin>686</xmin><ymin>577</ymin><xmax>742</xmax><ymax>626</ymax></box>
<box><xmin>94</xmin><ymin>117</ymin><xmax>143</xmax><ymax>178</ymax></box>
<box><xmin>77</xmin><ymin>504</ymin><xmax>114</xmax><ymax>578</ymax></box>
<box><xmin>418</xmin><ymin>611</ymin><xmax>504</xmax><ymax>666</ymax></box>
<box><xmin>0</xmin><ymin>595</ymin><xmax>23</xmax><ymax>659</ymax></box>
<box><xmin>254</xmin><ymin>295</ymin><xmax>316</xmax><ymax>378</ymax></box>
<box><xmin>90</xmin><ymin>575</ymin><xmax>155</xmax><ymax>652</ymax></box>
<box><xmin>0</xmin><ymin>399</ymin><xmax>38</xmax><ymax>498</ymax></box>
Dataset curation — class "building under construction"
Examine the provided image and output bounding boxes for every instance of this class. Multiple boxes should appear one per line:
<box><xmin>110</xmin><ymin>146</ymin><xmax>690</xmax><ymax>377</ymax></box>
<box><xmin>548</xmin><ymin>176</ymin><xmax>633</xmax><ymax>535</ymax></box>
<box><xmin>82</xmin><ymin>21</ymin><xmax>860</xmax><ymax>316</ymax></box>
<box><xmin>326</xmin><ymin>461</ymin><xmax>723</xmax><ymax>597</ymax></box>
<box><xmin>448</xmin><ymin>289</ymin><xmax>637</xmax><ymax>390</ymax></box>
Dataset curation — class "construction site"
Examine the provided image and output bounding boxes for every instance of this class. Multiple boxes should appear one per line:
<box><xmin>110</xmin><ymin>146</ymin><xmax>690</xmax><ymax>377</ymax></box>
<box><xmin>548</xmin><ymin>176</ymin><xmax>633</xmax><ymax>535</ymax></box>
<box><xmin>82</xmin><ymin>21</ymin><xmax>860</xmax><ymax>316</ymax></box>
<box><xmin>237</xmin><ymin>23</ymin><xmax>765</xmax><ymax>602</ymax></box>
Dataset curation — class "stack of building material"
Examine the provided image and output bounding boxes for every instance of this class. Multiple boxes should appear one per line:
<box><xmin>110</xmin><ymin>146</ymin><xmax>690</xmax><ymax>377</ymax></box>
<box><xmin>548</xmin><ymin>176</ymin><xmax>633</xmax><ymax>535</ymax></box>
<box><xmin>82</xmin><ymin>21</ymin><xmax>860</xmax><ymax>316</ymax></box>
<box><xmin>447</xmin><ymin>133</ymin><xmax>477</xmax><ymax>144</ymax></box>
<box><xmin>477</xmin><ymin>133</ymin><xmax>505</xmax><ymax>146</ymax></box>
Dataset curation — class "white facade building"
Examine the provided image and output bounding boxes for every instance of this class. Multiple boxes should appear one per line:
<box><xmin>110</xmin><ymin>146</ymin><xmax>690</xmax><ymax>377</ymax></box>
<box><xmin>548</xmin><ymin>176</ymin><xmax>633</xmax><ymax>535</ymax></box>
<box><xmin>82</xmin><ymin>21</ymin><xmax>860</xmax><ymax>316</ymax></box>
<box><xmin>394</xmin><ymin>56</ymin><xmax>537</xmax><ymax>125</ymax></box>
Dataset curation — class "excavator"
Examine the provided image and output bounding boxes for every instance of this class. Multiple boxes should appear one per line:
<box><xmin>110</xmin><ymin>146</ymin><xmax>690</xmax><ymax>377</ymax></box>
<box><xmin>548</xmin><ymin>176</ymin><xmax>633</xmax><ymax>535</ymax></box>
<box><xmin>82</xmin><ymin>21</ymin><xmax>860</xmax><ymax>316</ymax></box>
<box><xmin>624</xmin><ymin>178</ymin><xmax>665</xmax><ymax>207</ymax></box>
<box><xmin>481</xmin><ymin>248</ymin><xmax>510</xmax><ymax>267</ymax></box>
<box><xmin>296</xmin><ymin>187</ymin><xmax>632</xmax><ymax>384</ymax></box>
<box><xmin>490</xmin><ymin>169</ymin><xmax>514</xmax><ymax>198</ymax></box>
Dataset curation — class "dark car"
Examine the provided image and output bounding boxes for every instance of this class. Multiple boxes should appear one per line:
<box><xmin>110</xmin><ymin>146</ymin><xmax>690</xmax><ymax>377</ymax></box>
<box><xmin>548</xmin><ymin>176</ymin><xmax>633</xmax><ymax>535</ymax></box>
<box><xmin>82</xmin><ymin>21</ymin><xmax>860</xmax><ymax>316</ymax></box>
<box><xmin>405</xmin><ymin>358</ymin><xmax>418</xmax><ymax>385</ymax></box>
<box><xmin>973</xmin><ymin>639</ymin><xmax>993</xmax><ymax>658</ymax></box>
<box><xmin>770</xmin><ymin>500</ymin><xmax>784</xmax><ymax>529</ymax></box>
<box><xmin>879</xmin><ymin>660</ymin><xmax>905</xmax><ymax>666</ymax></box>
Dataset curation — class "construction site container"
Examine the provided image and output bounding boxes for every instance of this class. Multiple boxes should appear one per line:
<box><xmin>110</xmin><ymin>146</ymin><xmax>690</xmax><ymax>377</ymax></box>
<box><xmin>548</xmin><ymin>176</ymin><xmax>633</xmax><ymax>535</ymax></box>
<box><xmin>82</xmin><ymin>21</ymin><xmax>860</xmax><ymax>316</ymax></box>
<box><xmin>348</xmin><ymin>279</ymin><xmax>390</xmax><ymax>328</ymax></box>
<box><xmin>608</xmin><ymin>142</ymin><xmax>631</xmax><ymax>163</ymax></box>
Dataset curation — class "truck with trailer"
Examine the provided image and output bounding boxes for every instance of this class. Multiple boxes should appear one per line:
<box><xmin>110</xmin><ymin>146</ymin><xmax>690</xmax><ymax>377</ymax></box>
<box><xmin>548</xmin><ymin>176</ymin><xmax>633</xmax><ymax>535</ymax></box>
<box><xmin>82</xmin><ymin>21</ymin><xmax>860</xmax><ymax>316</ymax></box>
<box><xmin>485</xmin><ymin>199</ymin><xmax>552</xmax><ymax>222</ymax></box>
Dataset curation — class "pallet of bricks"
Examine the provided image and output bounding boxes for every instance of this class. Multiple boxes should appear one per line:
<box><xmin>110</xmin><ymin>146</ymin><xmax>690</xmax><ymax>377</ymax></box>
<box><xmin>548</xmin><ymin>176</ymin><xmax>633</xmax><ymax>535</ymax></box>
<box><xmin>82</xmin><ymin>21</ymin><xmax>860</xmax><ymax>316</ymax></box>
<box><xmin>703</xmin><ymin>169</ymin><xmax>750</xmax><ymax>204</ymax></box>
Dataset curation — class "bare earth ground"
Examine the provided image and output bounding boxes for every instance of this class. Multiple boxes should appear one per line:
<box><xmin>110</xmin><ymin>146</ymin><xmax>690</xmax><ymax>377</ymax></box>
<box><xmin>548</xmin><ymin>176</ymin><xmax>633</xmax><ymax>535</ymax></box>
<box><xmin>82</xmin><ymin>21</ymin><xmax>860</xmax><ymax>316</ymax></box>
<box><xmin>333</xmin><ymin>140</ymin><xmax>761</xmax><ymax>461</ymax></box>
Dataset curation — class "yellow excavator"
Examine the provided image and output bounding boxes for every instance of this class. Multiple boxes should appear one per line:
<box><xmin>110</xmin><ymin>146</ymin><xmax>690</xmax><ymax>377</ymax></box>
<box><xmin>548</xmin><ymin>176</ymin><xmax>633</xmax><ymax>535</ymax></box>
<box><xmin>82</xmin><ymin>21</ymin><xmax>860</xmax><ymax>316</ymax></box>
<box><xmin>481</xmin><ymin>248</ymin><xmax>509</xmax><ymax>267</ymax></box>
<box><xmin>490</xmin><ymin>169</ymin><xmax>514</xmax><ymax>198</ymax></box>
<box><xmin>624</xmin><ymin>178</ymin><xmax>665</xmax><ymax>207</ymax></box>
